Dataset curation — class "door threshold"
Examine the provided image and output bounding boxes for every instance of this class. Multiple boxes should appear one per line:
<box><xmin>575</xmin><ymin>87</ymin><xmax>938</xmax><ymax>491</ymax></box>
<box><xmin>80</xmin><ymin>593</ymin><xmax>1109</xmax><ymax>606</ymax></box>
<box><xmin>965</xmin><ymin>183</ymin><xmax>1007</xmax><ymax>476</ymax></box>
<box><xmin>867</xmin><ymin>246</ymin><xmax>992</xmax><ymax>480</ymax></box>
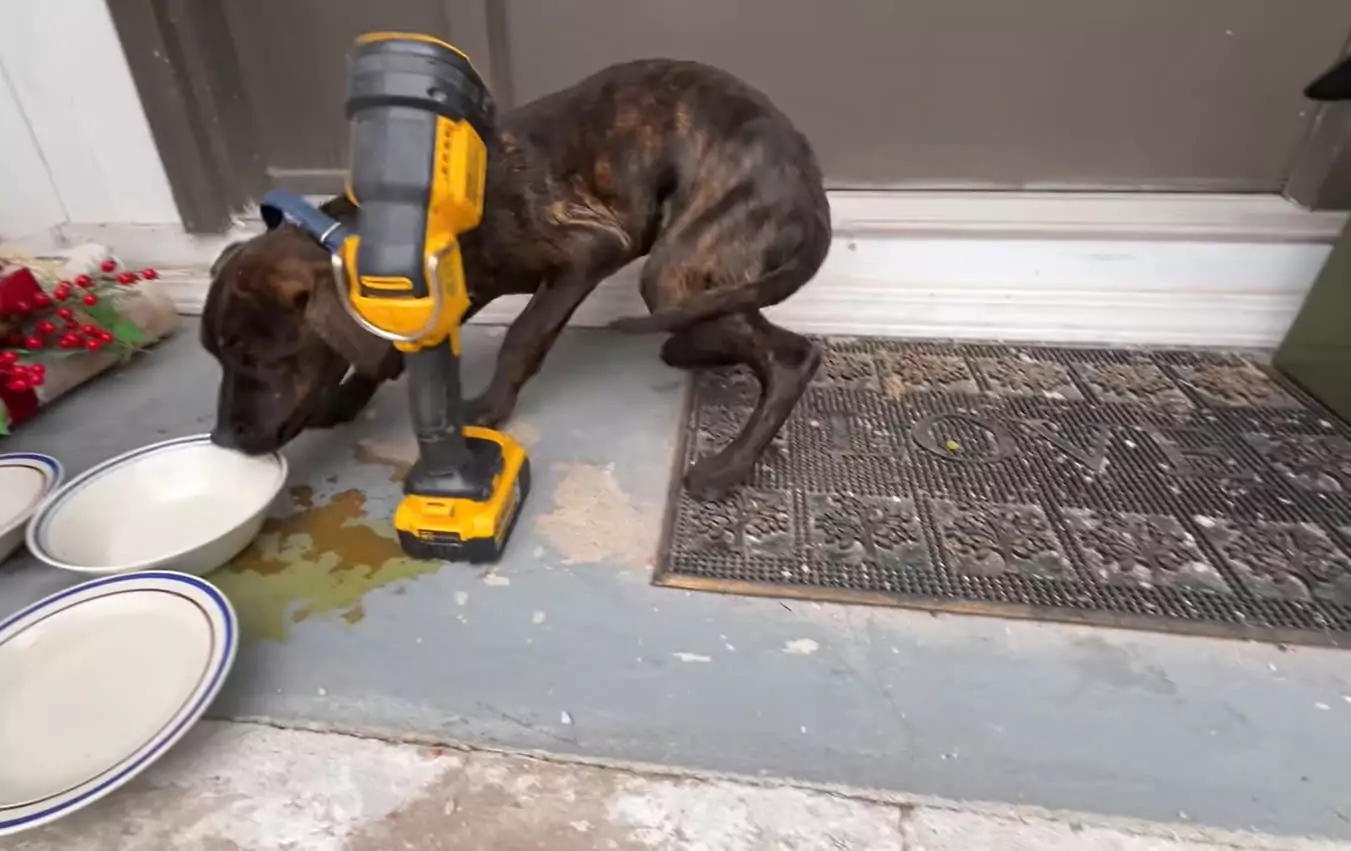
<box><xmin>25</xmin><ymin>191</ymin><xmax>1346</xmax><ymax>349</ymax></box>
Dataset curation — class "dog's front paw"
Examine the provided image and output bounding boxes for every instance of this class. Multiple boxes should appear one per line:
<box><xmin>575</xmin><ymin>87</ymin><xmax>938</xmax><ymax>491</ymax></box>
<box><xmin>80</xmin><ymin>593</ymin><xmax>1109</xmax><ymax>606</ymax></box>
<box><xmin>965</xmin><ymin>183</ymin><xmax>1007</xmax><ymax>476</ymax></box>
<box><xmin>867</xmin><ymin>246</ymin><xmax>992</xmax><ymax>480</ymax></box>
<box><xmin>464</xmin><ymin>392</ymin><xmax>514</xmax><ymax>428</ymax></box>
<box><xmin>683</xmin><ymin>460</ymin><xmax>746</xmax><ymax>502</ymax></box>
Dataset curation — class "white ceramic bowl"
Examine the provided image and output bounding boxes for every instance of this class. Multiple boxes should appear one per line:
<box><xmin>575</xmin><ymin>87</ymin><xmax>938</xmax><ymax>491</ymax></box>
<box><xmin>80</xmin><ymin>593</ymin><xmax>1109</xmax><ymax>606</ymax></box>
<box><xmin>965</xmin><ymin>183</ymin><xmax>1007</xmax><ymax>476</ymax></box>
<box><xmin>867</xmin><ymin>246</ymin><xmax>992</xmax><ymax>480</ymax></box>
<box><xmin>0</xmin><ymin>453</ymin><xmax>63</xmax><ymax>565</ymax></box>
<box><xmin>25</xmin><ymin>434</ymin><xmax>287</xmax><ymax>576</ymax></box>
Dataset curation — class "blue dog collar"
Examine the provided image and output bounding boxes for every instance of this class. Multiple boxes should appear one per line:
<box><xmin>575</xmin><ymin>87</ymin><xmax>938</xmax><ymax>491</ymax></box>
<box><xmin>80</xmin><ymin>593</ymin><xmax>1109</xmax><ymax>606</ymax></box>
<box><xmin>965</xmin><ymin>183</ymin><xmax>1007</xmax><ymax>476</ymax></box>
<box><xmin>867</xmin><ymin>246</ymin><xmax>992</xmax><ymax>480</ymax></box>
<box><xmin>259</xmin><ymin>188</ymin><xmax>350</xmax><ymax>251</ymax></box>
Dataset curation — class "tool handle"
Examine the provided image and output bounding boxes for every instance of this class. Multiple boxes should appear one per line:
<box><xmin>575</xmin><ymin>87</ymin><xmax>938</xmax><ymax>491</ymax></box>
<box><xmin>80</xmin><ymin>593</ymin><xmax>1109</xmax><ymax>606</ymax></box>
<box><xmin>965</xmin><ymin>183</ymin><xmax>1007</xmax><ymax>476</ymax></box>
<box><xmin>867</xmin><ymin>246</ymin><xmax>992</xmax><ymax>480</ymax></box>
<box><xmin>402</xmin><ymin>339</ymin><xmax>498</xmax><ymax>502</ymax></box>
<box><xmin>405</xmin><ymin>342</ymin><xmax>468</xmax><ymax>475</ymax></box>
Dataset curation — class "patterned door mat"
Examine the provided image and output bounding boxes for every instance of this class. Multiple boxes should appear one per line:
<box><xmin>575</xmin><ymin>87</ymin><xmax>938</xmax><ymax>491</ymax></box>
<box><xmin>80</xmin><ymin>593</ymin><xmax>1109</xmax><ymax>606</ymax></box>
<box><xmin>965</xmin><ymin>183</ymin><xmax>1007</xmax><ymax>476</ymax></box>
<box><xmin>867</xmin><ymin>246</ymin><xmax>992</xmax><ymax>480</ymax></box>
<box><xmin>654</xmin><ymin>338</ymin><xmax>1351</xmax><ymax>648</ymax></box>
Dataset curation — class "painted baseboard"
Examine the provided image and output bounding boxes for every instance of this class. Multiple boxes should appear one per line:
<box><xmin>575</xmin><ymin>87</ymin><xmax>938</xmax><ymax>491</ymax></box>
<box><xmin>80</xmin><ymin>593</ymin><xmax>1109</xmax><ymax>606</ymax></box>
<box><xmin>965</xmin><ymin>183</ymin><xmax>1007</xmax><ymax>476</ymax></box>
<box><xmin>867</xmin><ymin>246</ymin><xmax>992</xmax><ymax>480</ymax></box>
<box><xmin>25</xmin><ymin>192</ymin><xmax>1347</xmax><ymax>348</ymax></box>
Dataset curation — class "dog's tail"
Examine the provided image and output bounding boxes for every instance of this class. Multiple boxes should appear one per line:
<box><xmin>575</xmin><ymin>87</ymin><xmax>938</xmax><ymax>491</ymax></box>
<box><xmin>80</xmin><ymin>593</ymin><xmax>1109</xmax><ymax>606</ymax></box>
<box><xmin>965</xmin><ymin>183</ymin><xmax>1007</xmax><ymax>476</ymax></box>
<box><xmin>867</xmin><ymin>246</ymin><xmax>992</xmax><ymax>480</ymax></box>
<box><xmin>1306</xmin><ymin>56</ymin><xmax>1351</xmax><ymax>102</ymax></box>
<box><xmin>609</xmin><ymin>238</ymin><xmax>828</xmax><ymax>334</ymax></box>
<box><xmin>606</xmin><ymin>266</ymin><xmax>797</xmax><ymax>334</ymax></box>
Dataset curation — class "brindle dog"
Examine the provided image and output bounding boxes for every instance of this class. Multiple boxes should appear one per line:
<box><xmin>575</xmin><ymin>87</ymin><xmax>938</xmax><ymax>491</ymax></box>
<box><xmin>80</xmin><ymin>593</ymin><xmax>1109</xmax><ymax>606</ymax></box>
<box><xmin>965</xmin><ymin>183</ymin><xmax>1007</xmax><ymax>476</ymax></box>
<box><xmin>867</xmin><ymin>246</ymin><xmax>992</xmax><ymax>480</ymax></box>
<box><xmin>203</xmin><ymin>59</ymin><xmax>831</xmax><ymax>500</ymax></box>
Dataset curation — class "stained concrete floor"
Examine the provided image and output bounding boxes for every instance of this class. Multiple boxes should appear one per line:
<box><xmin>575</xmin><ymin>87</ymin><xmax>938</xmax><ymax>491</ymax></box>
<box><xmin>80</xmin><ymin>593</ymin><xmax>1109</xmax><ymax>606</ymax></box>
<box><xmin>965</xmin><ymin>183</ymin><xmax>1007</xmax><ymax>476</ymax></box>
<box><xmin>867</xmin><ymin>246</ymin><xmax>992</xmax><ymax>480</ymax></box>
<box><xmin>3</xmin><ymin>322</ymin><xmax>1351</xmax><ymax>843</ymax></box>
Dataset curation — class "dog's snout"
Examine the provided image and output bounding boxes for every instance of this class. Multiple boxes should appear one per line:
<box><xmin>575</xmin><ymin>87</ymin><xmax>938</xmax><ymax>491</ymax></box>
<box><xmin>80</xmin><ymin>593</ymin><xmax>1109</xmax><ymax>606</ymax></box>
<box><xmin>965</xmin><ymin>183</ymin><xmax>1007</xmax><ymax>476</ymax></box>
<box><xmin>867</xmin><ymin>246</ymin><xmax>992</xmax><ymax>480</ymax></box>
<box><xmin>210</xmin><ymin>427</ymin><xmax>242</xmax><ymax>450</ymax></box>
<box><xmin>211</xmin><ymin>423</ymin><xmax>274</xmax><ymax>455</ymax></box>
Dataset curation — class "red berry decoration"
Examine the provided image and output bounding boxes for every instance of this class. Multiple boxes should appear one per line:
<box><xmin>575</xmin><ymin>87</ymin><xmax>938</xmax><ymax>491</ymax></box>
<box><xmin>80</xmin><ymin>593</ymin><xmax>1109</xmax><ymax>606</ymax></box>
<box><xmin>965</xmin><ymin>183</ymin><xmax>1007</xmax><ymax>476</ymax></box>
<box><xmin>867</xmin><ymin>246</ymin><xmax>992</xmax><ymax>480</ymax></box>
<box><xmin>58</xmin><ymin>336</ymin><xmax>78</xmax><ymax>350</ymax></box>
<box><xmin>56</xmin><ymin>307</ymin><xmax>73</xmax><ymax>321</ymax></box>
<box><xmin>85</xmin><ymin>338</ymin><xmax>103</xmax><ymax>351</ymax></box>
<box><xmin>0</xmin><ymin>351</ymin><xmax>17</xmax><ymax>367</ymax></box>
<box><xmin>6</xmin><ymin>379</ymin><xmax>29</xmax><ymax>393</ymax></box>
<box><xmin>100</xmin><ymin>259</ymin><xmax>118</xmax><ymax>273</ymax></box>
<box><xmin>35</xmin><ymin>321</ymin><xmax>56</xmax><ymax>335</ymax></box>
<box><xmin>53</xmin><ymin>285</ymin><xmax>71</xmax><ymax>302</ymax></box>
<box><xmin>82</xmin><ymin>293</ymin><xmax>98</xmax><ymax>307</ymax></box>
<box><xmin>81</xmin><ymin>324</ymin><xmax>100</xmax><ymax>336</ymax></box>
<box><xmin>23</xmin><ymin>336</ymin><xmax>42</xmax><ymax>350</ymax></box>
<box><xmin>97</xmin><ymin>330</ymin><xmax>114</xmax><ymax>343</ymax></box>
<box><xmin>33</xmin><ymin>293</ymin><xmax>52</xmax><ymax>308</ymax></box>
<box><xmin>116</xmin><ymin>272</ymin><xmax>135</xmax><ymax>285</ymax></box>
<box><xmin>140</xmin><ymin>268</ymin><xmax>158</xmax><ymax>280</ymax></box>
<box><xmin>74</xmin><ymin>274</ymin><xmax>92</xmax><ymax>289</ymax></box>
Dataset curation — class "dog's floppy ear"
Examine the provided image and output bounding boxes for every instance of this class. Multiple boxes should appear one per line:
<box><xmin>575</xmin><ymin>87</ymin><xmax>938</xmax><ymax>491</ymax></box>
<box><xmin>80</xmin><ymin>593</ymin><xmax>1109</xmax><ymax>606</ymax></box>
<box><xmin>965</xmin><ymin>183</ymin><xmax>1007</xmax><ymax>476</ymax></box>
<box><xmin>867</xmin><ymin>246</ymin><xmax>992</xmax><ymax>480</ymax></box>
<box><xmin>210</xmin><ymin>240</ymin><xmax>246</xmax><ymax>280</ymax></box>
<box><xmin>201</xmin><ymin>241</ymin><xmax>247</xmax><ymax>351</ymax></box>
<box><xmin>1306</xmin><ymin>56</ymin><xmax>1351</xmax><ymax>102</ymax></box>
<box><xmin>302</xmin><ymin>263</ymin><xmax>390</xmax><ymax>376</ymax></box>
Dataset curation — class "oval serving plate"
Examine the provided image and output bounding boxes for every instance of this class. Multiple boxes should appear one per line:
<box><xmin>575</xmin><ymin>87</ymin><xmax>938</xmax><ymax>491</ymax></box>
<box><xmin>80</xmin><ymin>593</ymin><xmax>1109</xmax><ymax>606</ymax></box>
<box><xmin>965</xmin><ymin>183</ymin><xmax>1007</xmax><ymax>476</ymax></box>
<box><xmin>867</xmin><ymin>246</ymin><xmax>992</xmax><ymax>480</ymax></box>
<box><xmin>0</xmin><ymin>571</ymin><xmax>237</xmax><ymax>837</ymax></box>
<box><xmin>0</xmin><ymin>453</ymin><xmax>62</xmax><ymax>565</ymax></box>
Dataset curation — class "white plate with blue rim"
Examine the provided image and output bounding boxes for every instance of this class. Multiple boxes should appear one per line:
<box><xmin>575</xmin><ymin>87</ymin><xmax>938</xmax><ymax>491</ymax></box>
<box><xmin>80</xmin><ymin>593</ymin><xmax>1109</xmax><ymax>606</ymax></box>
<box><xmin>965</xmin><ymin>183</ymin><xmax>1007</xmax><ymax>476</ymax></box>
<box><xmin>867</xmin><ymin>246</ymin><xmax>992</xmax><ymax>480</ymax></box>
<box><xmin>0</xmin><ymin>570</ymin><xmax>238</xmax><ymax>837</ymax></box>
<box><xmin>0</xmin><ymin>453</ymin><xmax>62</xmax><ymax>565</ymax></box>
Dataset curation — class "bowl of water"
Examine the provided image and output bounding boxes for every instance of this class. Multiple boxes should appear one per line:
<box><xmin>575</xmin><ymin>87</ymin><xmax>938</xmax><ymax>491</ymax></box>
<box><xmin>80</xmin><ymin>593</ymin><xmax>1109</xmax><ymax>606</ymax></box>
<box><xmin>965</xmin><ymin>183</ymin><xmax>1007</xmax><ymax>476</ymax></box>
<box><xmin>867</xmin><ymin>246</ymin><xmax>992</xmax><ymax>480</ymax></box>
<box><xmin>25</xmin><ymin>434</ymin><xmax>287</xmax><ymax>576</ymax></box>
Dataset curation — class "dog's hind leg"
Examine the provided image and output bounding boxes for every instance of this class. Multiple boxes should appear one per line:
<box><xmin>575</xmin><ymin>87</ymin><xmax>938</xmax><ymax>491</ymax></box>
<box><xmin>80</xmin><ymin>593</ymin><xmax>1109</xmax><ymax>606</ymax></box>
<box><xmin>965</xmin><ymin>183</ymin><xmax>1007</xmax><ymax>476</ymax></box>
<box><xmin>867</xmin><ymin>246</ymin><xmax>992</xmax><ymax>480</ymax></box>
<box><xmin>659</xmin><ymin>325</ymin><xmax>742</xmax><ymax>370</ymax></box>
<box><xmin>676</xmin><ymin>312</ymin><xmax>820</xmax><ymax>500</ymax></box>
<box><xmin>640</xmin><ymin>215</ymin><xmax>823</xmax><ymax>498</ymax></box>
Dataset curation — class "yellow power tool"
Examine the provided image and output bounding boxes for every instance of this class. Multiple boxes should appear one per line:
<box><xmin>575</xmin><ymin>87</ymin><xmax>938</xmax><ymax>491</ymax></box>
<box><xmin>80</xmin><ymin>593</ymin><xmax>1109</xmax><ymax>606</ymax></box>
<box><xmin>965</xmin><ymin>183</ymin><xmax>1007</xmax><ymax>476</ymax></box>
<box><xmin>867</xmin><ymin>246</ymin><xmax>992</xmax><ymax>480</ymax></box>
<box><xmin>333</xmin><ymin>32</ymin><xmax>529</xmax><ymax>563</ymax></box>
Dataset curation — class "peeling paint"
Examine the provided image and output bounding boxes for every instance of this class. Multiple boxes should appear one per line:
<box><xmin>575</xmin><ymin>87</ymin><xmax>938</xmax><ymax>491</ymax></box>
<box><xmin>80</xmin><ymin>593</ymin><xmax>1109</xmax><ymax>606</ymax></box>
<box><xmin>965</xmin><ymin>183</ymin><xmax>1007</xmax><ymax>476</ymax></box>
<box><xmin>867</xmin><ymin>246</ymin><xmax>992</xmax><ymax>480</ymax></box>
<box><xmin>210</xmin><ymin>488</ymin><xmax>442</xmax><ymax>642</ymax></box>
<box><xmin>673</xmin><ymin>652</ymin><xmax>712</xmax><ymax>664</ymax></box>
<box><xmin>482</xmin><ymin>573</ymin><xmax>511</xmax><ymax>587</ymax></box>
<box><xmin>535</xmin><ymin>461</ymin><xmax>659</xmax><ymax>565</ymax></box>
<box><xmin>782</xmin><ymin>638</ymin><xmax>820</xmax><ymax>656</ymax></box>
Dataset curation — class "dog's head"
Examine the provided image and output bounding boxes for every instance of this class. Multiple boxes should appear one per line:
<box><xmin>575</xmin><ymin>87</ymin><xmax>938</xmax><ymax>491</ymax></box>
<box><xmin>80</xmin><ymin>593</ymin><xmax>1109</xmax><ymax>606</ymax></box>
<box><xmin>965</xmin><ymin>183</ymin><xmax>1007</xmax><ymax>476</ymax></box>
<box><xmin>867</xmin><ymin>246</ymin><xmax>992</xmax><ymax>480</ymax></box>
<box><xmin>1306</xmin><ymin>56</ymin><xmax>1351</xmax><ymax>102</ymax></box>
<box><xmin>202</xmin><ymin>224</ymin><xmax>388</xmax><ymax>454</ymax></box>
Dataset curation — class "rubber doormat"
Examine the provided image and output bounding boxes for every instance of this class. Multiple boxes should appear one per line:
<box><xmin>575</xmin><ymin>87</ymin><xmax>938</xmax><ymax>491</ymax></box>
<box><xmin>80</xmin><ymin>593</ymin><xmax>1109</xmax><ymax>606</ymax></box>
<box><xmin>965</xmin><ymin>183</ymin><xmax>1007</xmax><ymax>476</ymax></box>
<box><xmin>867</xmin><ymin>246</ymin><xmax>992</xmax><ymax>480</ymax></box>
<box><xmin>654</xmin><ymin>339</ymin><xmax>1351</xmax><ymax>647</ymax></box>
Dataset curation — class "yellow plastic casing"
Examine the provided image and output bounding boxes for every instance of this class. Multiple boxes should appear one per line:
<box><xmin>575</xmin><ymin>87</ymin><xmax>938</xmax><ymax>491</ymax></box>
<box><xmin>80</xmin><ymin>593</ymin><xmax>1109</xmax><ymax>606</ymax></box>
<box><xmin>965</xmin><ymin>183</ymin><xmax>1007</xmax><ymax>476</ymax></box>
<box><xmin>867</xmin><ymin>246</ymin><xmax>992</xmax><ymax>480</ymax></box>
<box><xmin>393</xmin><ymin>426</ymin><xmax>529</xmax><ymax>549</ymax></box>
<box><xmin>354</xmin><ymin>31</ymin><xmax>481</xmax><ymax>73</ymax></box>
<box><xmin>339</xmin><ymin>114</ymin><xmax>488</xmax><ymax>356</ymax></box>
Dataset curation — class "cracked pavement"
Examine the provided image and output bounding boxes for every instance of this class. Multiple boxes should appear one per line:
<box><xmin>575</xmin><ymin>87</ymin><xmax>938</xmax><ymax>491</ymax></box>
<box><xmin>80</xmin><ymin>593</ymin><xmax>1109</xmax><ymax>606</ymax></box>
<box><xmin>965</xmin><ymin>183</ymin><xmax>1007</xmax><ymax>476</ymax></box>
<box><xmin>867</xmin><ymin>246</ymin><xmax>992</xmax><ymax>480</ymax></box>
<box><xmin>6</xmin><ymin>721</ymin><xmax>1347</xmax><ymax>851</ymax></box>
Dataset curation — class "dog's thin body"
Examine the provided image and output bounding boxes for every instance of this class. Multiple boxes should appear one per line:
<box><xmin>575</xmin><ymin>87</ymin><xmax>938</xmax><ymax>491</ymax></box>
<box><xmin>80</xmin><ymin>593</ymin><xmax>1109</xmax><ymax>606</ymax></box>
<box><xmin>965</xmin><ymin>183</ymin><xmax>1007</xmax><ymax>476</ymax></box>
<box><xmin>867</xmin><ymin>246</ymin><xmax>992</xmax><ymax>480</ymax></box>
<box><xmin>204</xmin><ymin>58</ymin><xmax>831</xmax><ymax>499</ymax></box>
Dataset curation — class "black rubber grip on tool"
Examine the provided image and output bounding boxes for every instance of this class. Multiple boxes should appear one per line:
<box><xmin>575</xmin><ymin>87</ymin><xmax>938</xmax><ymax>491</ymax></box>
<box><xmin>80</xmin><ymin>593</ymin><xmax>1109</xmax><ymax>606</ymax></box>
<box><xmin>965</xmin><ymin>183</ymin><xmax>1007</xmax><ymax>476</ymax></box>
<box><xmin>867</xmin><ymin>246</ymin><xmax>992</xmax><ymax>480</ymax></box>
<box><xmin>402</xmin><ymin>345</ymin><xmax>502</xmax><ymax>497</ymax></box>
<box><xmin>344</xmin><ymin>38</ymin><xmax>494</xmax><ymax>299</ymax></box>
<box><xmin>346</xmin><ymin>38</ymin><xmax>494</xmax><ymax>148</ymax></box>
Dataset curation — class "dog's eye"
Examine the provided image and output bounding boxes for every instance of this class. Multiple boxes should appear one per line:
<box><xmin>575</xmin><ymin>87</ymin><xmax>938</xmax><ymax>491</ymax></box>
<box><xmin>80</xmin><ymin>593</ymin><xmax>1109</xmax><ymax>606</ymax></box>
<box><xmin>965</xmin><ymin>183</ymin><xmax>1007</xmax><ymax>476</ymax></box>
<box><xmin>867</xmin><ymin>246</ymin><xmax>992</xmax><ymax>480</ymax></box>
<box><xmin>273</xmin><ymin>278</ymin><xmax>311</xmax><ymax>312</ymax></box>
